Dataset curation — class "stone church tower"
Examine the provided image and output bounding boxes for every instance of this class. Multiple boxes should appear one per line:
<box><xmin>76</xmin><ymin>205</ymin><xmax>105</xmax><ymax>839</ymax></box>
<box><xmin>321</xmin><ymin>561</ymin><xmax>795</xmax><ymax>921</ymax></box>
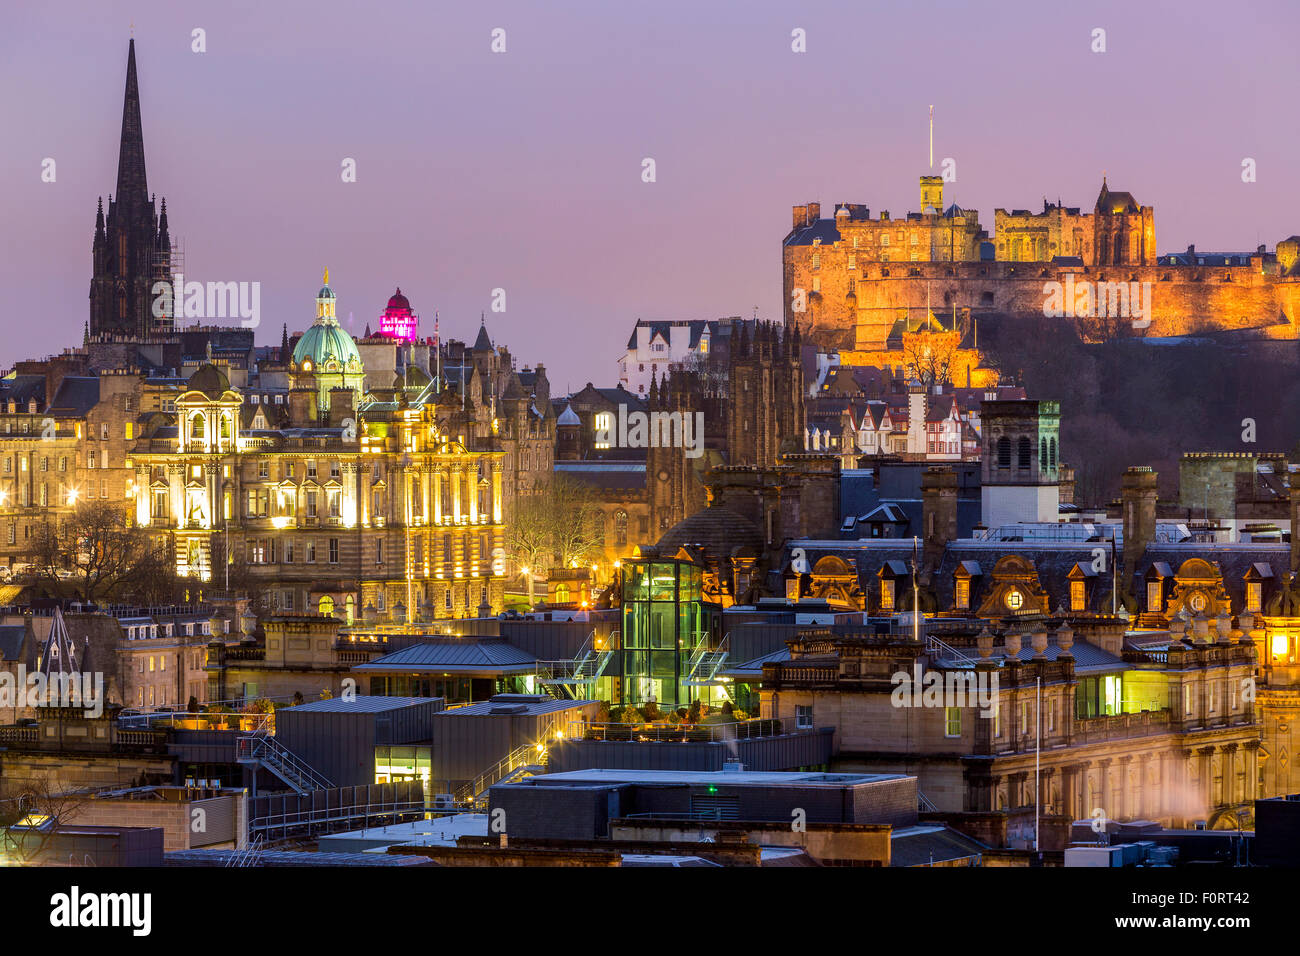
<box><xmin>649</xmin><ymin>320</ymin><xmax>805</xmax><ymax>536</ymax></box>
<box><xmin>89</xmin><ymin>39</ymin><xmax>174</xmax><ymax>339</ymax></box>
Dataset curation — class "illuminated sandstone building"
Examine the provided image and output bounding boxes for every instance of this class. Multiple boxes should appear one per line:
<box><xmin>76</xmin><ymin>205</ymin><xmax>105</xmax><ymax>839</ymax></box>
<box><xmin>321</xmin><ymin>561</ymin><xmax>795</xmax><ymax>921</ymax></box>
<box><xmin>785</xmin><ymin>174</ymin><xmax>1300</xmax><ymax>349</ymax></box>
<box><xmin>129</xmin><ymin>276</ymin><xmax>507</xmax><ymax>623</ymax></box>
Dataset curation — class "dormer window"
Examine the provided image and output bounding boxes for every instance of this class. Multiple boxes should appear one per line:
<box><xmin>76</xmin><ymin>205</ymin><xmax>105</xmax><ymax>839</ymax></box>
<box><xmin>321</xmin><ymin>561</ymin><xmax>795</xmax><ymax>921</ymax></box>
<box><xmin>1247</xmin><ymin>582</ymin><xmax>1262</xmax><ymax>613</ymax></box>
<box><xmin>880</xmin><ymin>579</ymin><xmax>894</xmax><ymax>611</ymax></box>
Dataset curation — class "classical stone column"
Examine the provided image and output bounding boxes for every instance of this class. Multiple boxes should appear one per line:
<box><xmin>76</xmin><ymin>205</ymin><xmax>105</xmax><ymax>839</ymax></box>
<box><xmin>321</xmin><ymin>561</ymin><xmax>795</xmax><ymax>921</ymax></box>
<box><xmin>451</xmin><ymin>465</ymin><xmax>462</xmax><ymax>524</ymax></box>
<box><xmin>204</xmin><ymin>463</ymin><xmax>218</xmax><ymax>529</ymax></box>
<box><xmin>1097</xmin><ymin>757</ymin><xmax>1113</xmax><ymax>819</ymax></box>
<box><xmin>468</xmin><ymin>461</ymin><xmax>479</xmax><ymax>524</ymax></box>
<box><xmin>169</xmin><ymin>464</ymin><xmax>185</xmax><ymax>527</ymax></box>
<box><xmin>432</xmin><ymin>467</ymin><xmax>442</xmax><ymax>525</ymax></box>
<box><xmin>492</xmin><ymin>459</ymin><xmax>503</xmax><ymax>523</ymax></box>
<box><xmin>1221</xmin><ymin>742</ymin><xmax>1239</xmax><ymax>807</ymax></box>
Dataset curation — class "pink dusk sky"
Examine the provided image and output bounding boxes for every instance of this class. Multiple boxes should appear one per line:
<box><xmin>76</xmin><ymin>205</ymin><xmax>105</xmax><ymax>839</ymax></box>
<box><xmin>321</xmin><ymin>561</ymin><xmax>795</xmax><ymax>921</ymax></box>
<box><xmin>2</xmin><ymin>0</ymin><xmax>1296</xmax><ymax>388</ymax></box>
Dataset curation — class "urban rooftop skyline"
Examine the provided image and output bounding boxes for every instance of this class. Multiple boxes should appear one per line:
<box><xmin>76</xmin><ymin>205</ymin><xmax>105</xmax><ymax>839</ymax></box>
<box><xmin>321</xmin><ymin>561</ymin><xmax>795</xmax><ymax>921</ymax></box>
<box><xmin>3</xmin><ymin>0</ymin><xmax>1299</xmax><ymax>384</ymax></box>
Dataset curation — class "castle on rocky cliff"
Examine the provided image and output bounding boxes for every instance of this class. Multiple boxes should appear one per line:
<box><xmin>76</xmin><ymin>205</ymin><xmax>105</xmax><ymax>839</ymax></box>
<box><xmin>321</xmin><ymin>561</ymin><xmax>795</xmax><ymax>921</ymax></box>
<box><xmin>784</xmin><ymin>175</ymin><xmax>1300</xmax><ymax>353</ymax></box>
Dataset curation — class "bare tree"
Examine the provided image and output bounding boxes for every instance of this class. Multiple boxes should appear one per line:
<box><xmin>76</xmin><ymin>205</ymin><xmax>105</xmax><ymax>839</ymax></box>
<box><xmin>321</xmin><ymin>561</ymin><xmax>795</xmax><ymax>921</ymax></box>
<box><xmin>901</xmin><ymin>330</ymin><xmax>959</xmax><ymax>386</ymax></box>
<box><xmin>551</xmin><ymin>474</ymin><xmax>605</xmax><ymax>570</ymax></box>
<box><xmin>31</xmin><ymin>500</ymin><xmax>179</xmax><ymax>605</ymax></box>
<box><xmin>506</xmin><ymin>474</ymin><xmax>604</xmax><ymax>573</ymax></box>
<box><xmin>0</xmin><ymin>775</ymin><xmax>88</xmax><ymax>864</ymax></box>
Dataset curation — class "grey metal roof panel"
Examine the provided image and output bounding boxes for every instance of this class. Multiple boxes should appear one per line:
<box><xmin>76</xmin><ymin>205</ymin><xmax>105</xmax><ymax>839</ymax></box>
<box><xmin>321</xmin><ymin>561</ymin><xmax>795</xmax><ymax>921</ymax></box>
<box><xmin>354</xmin><ymin>640</ymin><xmax>537</xmax><ymax>672</ymax></box>
<box><xmin>721</xmin><ymin>646</ymin><xmax>791</xmax><ymax>679</ymax></box>
<box><xmin>284</xmin><ymin>695</ymin><xmax>434</xmax><ymax>713</ymax></box>
<box><xmin>441</xmin><ymin>694</ymin><xmax>591</xmax><ymax>718</ymax></box>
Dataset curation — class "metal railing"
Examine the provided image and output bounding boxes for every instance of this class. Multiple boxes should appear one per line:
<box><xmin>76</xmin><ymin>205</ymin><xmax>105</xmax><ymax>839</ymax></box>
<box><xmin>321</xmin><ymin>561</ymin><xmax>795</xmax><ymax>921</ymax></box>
<box><xmin>225</xmin><ymin>832</ymin><xmax>264</xmax><ymax>867</ymax></box>
<box><xmin>454</xmin><ymin>743</ymin><xmax>545</xmax><ymax>807</ymax></box>
<box><xmin>925</xmin><ymin>633</ymin><xmax>976</xmax><ymax>665</ymax></box>
<box><xmin>119</xmin><ymin>711</ymin><xmax>273</xmax><ymax>734</ymax></box>
<box><xmin>236</xmin><ymin>734</ymin><xmax>333</xmax><ymax>793</ymax></box>
<box><xmin>534</xmin><ymin>629</ymin><xmax>615</xmax><ymax>698</ymax></box>
<box><xmin>684</xmin><ymin>635</ymin><xmax>729</xmax><ymax>686</ymax></box>
<box><xmin>248</xmin><ymin>799</ymin><xmax>436</xmax><ymax>842</ymax></box>
<box><xmin>571</xmin><ymin>716</ymin><xmax>790</xmax><ymax>743</ymax></box>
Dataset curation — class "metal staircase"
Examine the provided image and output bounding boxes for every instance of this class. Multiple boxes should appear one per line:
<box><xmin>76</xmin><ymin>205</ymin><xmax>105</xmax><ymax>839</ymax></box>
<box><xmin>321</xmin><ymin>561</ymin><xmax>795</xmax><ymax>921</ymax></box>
<box><xmin>925</xmin><ymin>633</ymin><xmax>976</xmax><ymax>665</ymax></box>
<box><xmin>225</xmin><ymin>832</ymin><xmax>265</xmax><ymax>867</ymax></box>
<box><xmin>684</xmin><ymin>634</ymin><xmax>729</xmax><ymax>687</ymax></box>
<box><xmin>535</xmin><ymin>630</ymin><xmax>616</xmax><ymax>700</ymax></box>
<box><xmin>454</xmin><ymin>742</ymin><xmax>547</xmax><ymax>809</ymax></box>
<box><xmin>236</xmin><ymin>733</ymin><xmax>333</xmax><ymax>795</ymax></box>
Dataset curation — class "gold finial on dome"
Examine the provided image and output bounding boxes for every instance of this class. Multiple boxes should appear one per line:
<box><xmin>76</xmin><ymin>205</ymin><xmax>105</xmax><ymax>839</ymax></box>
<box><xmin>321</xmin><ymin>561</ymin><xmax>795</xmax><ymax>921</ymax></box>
<box><xmin>323</xmin><ymin>267</ymin><xmax>330</xmax><ymax>285</ymax></box>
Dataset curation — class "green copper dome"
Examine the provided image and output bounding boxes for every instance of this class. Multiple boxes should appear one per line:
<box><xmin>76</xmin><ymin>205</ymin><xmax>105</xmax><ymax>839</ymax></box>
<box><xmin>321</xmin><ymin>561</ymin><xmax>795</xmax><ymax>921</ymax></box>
<box><xmin>293</xmin><ymin>317</ymin><xmax>362</xmax><ymax>372</ymax></box>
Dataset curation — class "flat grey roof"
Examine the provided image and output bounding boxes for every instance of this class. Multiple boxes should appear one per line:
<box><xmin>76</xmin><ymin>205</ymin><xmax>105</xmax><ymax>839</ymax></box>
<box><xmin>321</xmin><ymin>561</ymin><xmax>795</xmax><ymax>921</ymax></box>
<box><xmin>282</xmin><ymin>695</ymin><xmax>438</xmax><ymax>714</ymax></box>
<box><xmin>518</xmin><ymin>769</ymin><xmax>909</xmax><ymax>787</ymax></box>
<box><xmin>440</xmin><ymin>694</ymin><xmax>596</xmax><ymax>718</ymax></box>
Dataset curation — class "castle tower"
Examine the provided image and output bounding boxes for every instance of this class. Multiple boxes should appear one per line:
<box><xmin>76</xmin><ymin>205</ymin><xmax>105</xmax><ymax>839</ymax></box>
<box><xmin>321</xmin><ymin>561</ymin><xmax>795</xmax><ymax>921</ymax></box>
<box><xmin>979</xmin><ymin>399</ymin><xmax>1061</xmax><ymax>528</ymax></box>
<box><xmin>920</xmin><ymin>175</ymin><xmax>943</xmax><ymax>215</ymax></box>
<box><xmin>90</xmin><ymin>39</ymin><xmax>173</xmax><ymax>339</ymax></box>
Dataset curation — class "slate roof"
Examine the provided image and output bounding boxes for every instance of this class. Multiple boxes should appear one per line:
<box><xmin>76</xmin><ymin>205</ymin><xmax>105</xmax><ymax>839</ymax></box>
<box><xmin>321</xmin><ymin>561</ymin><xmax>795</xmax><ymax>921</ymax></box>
<box><xmin>0</xmin><ymin>624</ymin><xmax>27</xmax><ymax>661</ymax></box>
<box><xmin>783</xmin><ymin>219</ymin><xmax>842</xmax><ymax>247</ymax></box>
<box><xmin>721</xmin><ymin>646</ymin><xmax>791</xmax><ymax>680</ymax></box>
<box><xmin>890</xmin><ymin>825</ymin><xmax>989</xmax><ymax>867</ymax></box>
<box><xmin>553</xmin><ymin>461</ymin><xmax>646</xmax><ymax>491</ymax></box>
<box><xmin>354</xmin><ymin>640</ymin><xmax>537</xmax><ymax>674</ymax></box>
<box><xmin>47</xmin><ymin>377</ymin><xmax>100</xmax><ymax>417</ymax></box>
<box><xmin>625</xmin><ymin>319</ymin><xmax>717</xmax><ymax>351</ymax></box>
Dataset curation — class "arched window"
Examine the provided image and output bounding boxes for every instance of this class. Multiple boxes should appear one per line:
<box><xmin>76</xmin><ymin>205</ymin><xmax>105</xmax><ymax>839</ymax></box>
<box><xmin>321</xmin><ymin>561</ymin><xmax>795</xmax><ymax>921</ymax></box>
<box><xmin>190</xmin><ymin>413</ymin><xmax>205</xmax><ymax>441</ymax></box>
<box><xmin>555</xmin><ymin>584</ymin><xmax>570</xmax><ymax>603</ymax></box>
<box><xmin>614</xmin><ymin>510</ymin><xmax>628</xmax><ymax>546</ymax></box>
<box><xmin>220</xmin><ymin>414</ymin><xmax>231</xmax><ymax>440</ymax></box>
<box><xmin>345</xmin><ymin>595</ymin><xmax>355</xmax><ymax>625</ymax></box>
<box><xmin>319</xmin><ymin>595</ymin><xmax>335</xmax><ymax>616</ymax></box>
<box><xmin>996</xmin><ymin>437</ymin><xmax>1011</xmax><ymax>469</ymax></box>
<box><xmin>594</xmin><ymin>512</ymin><xmax>607</xmax><ymax>545</ymax></box>
<box><xmin>1050</xmin><ymin>438</ymin><xmax>1058</xmax><ymax>468</ymax></box>
<box><xmin>1017</xmin><ymin>437</ymin><xmax>1031</xmax><ymax>470</ymax></box>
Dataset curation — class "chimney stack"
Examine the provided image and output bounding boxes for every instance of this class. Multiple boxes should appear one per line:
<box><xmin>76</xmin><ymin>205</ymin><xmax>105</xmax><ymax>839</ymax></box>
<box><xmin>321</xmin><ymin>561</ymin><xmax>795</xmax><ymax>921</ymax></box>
<box><xmin>1121</xmin><ymin>467</ymin><xmax>1158</xmax><ymax>595</ymax></box>
<box><xmin>921</xmin><ymin>466</ymin><xmax>958</xmax><ymax>570</ymax></box>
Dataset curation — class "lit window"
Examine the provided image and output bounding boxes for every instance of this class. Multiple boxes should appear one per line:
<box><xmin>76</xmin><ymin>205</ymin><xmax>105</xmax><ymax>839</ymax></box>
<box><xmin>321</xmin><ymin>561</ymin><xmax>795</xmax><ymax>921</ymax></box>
<box><xmin>944</xmin><ymin>707</ymin><xmax>961</xmax><ymax>737</ymax></box>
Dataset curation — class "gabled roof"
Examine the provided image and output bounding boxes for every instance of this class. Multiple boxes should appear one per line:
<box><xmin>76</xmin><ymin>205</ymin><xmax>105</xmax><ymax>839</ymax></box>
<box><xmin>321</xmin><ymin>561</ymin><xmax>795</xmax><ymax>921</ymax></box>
<box><xmin>354</xmin><ymin>640</ymin><xmax>537</xmax><ymax>674</ymax></box>
<box><xmin>47</xmin><ymin>377</ymin><xmax>100</xmax><ymax>417</ymax></box>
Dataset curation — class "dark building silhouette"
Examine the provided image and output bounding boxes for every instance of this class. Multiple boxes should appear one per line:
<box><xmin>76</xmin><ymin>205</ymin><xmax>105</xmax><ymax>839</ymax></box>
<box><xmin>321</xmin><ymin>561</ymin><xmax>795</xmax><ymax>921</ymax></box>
<box><xmin>89</xmin><ymin>39</ymin><xmax>173</xmax><ymax>339</ymax></box>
